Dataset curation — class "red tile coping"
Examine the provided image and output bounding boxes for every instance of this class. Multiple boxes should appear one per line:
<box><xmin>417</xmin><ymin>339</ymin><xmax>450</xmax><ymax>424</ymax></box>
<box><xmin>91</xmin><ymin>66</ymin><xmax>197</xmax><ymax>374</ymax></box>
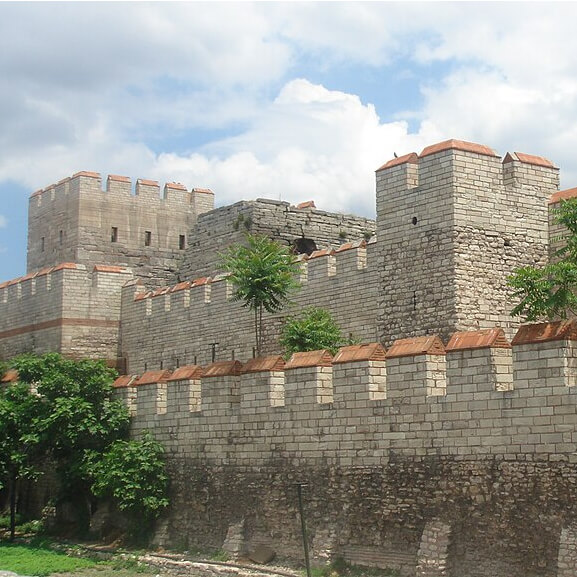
<box><xmin>446</xmin><ymin>328</ymin><xmax>510</xmax><ymax>352</ymax></box>
<box><xmin>333</xmin><ymin>343</ymin><xmax>386</xmax><ymax>364</ymax></box>
<box><xmin>165</xmin><ymin>182</ymin><xmax>187</xmax><ymax>190</ymax></box>
<box><xmin>241</xmin><ymin>355</ymin><xmax>285</xmax><ymax>374</ymax></box>
<box><xmin>113</xmin><ymin>375</ymin><xmax>138</xmax><ymax>388</ymax></box>
<box><xmin>285</xmin><ymin>350</ymin><xmax>333</xmax><ymax>369</ymax></box>
<box><xmin>376</xmin><ymin>152</ymin><xmax>419</xmax><ymax>171</ymax></box>
<box><xmin>192</xmin><ymin>277</ymin><xmax>211</xmax><ymax>286</ymax></box>
<box><xmin>309</xmin><ymin>249</ymin><xmax>334</xmax><ymax>259</ymax></box>
<box><xmin>203</xmin><ymin>360</ymin><xmax>243</xmax><ymax>378</ymax></box>
<box><xmin>171</xmin><ymin>281</ymin><xmax>192</xmax><ymax>292</ymax></box>
<box><xmin>151</xmin><ymin>286</ymin><xmax>171</xmax><ymax>297</ymax></box>
<box><xmin>167</xmin><ymin>365</ymin><xmax>203</xmax><ymax>381</ymax></box>
<box><xmin>550</xmin><ymin>187</ymin><xmax>577</xmax><ymax>204</ymax></box>
<box><xmin>503</xmin><ymin>151</ymin><xmax>555</xmax><ymax>168</ymax></box>
<box><xmin>134</xmin><ymin>292</ymin><xmax>151</xmax><ymax>301</ymax></box>
<box><xmin>420</xmin><ymin>140</ymin><xmax>498</xmax><ymax>159</ymax></box>
<box><xmin>1</xmin><ymin>369</ymin><xmax>19</xmax><ymax>383</ymax></box>
<box><xmin>296</xmin><ymin>200</ymin><xmax>316</xmax><ymax>209</ymax></box>
<box><xmin>108</xmin><ymin>174</ymin><xmax>131</xmax><ymax>183</ymax></box>
<box><xmin>511</xmin><ymin>320</ymin><xmax>577</xmax><ymax>345</ymax></box>
<box><xmin>93</xmin><ymin>265</ymin><xmax>129</xmax><ymax>274</ymax></box>
<box><xmin>73</xmin><ymin>171</ymin><xmax>101</xmax><ymax>179</ymax></box>
<box><xmin>137</xmin><ymin>178</ymin><xmax>159</xmax><ymax>187</ymax></box>
<box><xmin>30</xmin><ymin>189</ymin><xmax>44</xmax><ymax>198</ymax></box>
<box><xmin>192</xmin><ymin>187</ymin><xmax>214</xmax><ymax>194</ymax></box>
<box><xmin>133</xmin><ymin>370</ymin><xmax>172</xmax><ymax>386</ymax></box>
<box><xmin>386</xmin><ymin>335</ymin><xmax>446</xmax><ymax>359</ymax></box>
<box><xmin>52</xmin><ymin>263</ymin><xmax>78</xmax><ymax>271</ymax></box>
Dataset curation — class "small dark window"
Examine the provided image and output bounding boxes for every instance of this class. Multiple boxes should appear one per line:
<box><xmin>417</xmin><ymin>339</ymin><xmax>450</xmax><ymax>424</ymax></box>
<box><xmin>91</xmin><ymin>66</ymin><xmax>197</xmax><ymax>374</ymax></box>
<box><xmin>59</xmin><ymin>230</ymin><xmax>63</xmax><ymax>245</ymax></box>
<box><xmin>41</xmin><ymin>237</ymin><xmax>45</xmax><ymax>252</ymax></box>
<box><xmin>144</xmin><ymin>231</ymin><xmax>152</xmax><ymax>246</ymax></box>
<box><xmin>111</xmin><ymin>227</ymin><xmax>118</xmax><ymax>243</ymax></box>
<box><xmin>179</xmin><ymin>234</ymin><xmax>185</xmax><ymax>250</ymax></box>
<box><xmin>412</xmin><ymin>216</ymin><xmax>418</xmax><ymax>225</ymax></box>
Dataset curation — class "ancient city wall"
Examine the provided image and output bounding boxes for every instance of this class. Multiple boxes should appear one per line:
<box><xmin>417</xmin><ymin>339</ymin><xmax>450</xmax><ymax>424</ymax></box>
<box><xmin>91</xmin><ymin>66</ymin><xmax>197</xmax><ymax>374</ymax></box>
<box><xmin>115</xmin><ymin>321</ymin><xmax>577</xmax><ymax>577</ymax></box>
<box><xmin>27</xmin><ymin>172</ymin><xmax>214</xmax><ymax>285</ymax></box>
<box><xmin>120</xmin><ymin>240</ymin><xmax>379</xmax><ymax>373</ymax></box>
<box><xmin>177</xmin><ymin>198</ymin><xmax>375</xmax><ymax>281</ymax></box>
<box><xmin>376</xmin><ymin>141</ymin><xmax>558</xmax><ymax>345</ymax></box>
<box><xmin>0</xmin><ymin>263</ymin><xmax>134</xmax><ymax>364</ymax></box>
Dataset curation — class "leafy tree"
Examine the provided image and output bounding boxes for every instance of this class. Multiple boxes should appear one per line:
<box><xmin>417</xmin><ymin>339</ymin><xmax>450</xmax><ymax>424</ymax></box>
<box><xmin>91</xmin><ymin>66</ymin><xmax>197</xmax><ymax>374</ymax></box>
<box><xmin>280</xmin><ymin>307</ymin><xmax>352</xmax><ymax>357</ymax></box>
<box><xmin>509</xmin><ymin>198</ymin><xmax>577</xmax><ymax>321</ymax></box>
<box><xmin>0</xmin><ymin>382</ymin><xmax>45</xmax><ymax>541</ymax></box>
<box><xmin>84</xmin><ymin>432</ymin><xmax>169</xmax><ymax>536</ymax></box>
<box><xmin>221</xmin><ymin>234</ymin><xmax>300</xmax><ymax>355</ymax></box>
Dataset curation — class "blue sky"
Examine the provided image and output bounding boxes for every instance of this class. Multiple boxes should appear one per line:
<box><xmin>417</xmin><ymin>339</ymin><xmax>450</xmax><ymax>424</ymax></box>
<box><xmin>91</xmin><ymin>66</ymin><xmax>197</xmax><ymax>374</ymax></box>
<box><xmin>2</xmin><ymin>2</ymin><xmax>577</xmax><ymax>282</ymax></box>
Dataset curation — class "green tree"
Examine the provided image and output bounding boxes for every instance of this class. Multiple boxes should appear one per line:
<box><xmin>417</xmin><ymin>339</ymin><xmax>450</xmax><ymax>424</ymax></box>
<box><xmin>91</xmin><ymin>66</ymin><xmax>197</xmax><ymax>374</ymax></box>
<box><xmin>509</xmin><ymin>198</ymin><xmax>577</xmax><ymax>321</ymax></box>
<box><xmin>10</xmin><ymin>353</ymin><xmax>131</xmax><ymax>531</ymax></box>
<box><xmin>280</xmin><ymin>307</ymin><xmax>351</xmax><ymax>357</ymax></box>
<box><xmin>84</xmin><ymin>432</ymin><xmax>169</xmax><ymax>538</ymax></box>
<box><xmin>0</xmin><ymin>382</ymin><xmax>45</xmax><ymax>541</ymax></box>
<box><xmin>221</xmin><ymin>234</ymin><xmax>300</xmax><ymax>355</ymax></box>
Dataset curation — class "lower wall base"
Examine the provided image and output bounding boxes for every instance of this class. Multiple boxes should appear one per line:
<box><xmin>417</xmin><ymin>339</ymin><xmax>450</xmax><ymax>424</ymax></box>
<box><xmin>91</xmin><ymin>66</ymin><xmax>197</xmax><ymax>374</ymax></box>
<box><xmin>152</xmin><ymin>456</ymin><xmax>577</xmax><ymax>577</ymax></box>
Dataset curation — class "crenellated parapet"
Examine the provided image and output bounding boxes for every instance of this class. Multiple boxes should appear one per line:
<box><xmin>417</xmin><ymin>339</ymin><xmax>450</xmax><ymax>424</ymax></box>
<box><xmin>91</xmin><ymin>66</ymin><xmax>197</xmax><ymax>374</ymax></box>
<box><xmin>116</xmin><ymin>321</ymin><xmax>577</xmax><ymax>466</ymax></box>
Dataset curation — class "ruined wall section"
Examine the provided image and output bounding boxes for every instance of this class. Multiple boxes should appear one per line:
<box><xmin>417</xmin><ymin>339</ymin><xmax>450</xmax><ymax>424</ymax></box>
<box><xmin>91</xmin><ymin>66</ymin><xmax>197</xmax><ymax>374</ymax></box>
<box><xmin>0</xmin><ymin>264</ymin><xmax>134</xmax><ymax>365</ymax></box>
<box><xmin>27</xmin><ymin>172</ymin><xmax>214</xmax><ymax>287</ymax></box>
<box><xmin>376</xmin><ymin>142</ymin><xmax>557</xmax><ymax>345</ymax></box>
<box><xmin>177</xmin><ymin>199</ymin><xmax>375</xmax><ymax>281</ymax></box>
<box><xmin>120</xmin><ymin>240</ymin><xmax>379</xmax><ymax>373</ymax></box>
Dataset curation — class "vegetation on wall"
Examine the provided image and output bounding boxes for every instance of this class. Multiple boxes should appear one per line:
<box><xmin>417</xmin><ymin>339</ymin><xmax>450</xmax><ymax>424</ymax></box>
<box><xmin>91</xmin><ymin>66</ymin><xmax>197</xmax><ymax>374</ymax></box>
<box><xmin>509</xmin><ymin>198</ymin><xmax>577</xmax><ymax>321</ymax></box>
<box><xmin>280</xmin><ymin>307</ymin><xmax>353</xmax><ymax>357</ymax></box>
<box><xmin>0</xmin><ymin>353</ymin><xmax>169</xmax><ymax>541</ymax></box>
<box><xmin>221</xmin><ymin>234</ymin><xmax>300</xmax><ymax>355</ymax></box>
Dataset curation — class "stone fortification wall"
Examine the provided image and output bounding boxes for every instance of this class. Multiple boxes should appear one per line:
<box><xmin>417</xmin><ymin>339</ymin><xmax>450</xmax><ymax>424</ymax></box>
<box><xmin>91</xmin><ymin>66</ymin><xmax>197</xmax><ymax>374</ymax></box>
<box><xmin>177</xmin><ymin>198</ymin><xmax>375</xmax><ymax>281</ymax></box>
<box><xmin>120</xmin><ymin>240</ymin><xmax>378</xmax><ymax>373</ymax></box>
<box><xmin>27</xmin><ymin>172</ymin><xmax>214</xmax><ymax>286</ymax></box>
<box><xmin>0</xmin><ymin>263</ymin><xmax>134</xmax><ymax>364</ymax></box>
<box><xmin>376</xmin><ymin>141</ymin><xmax>558</xmax><ymax>345</ymax></box>
<box><xmin>115</xmin><ymin>321</ymin><xmax>577</xmax><ymax>577</ymax></box>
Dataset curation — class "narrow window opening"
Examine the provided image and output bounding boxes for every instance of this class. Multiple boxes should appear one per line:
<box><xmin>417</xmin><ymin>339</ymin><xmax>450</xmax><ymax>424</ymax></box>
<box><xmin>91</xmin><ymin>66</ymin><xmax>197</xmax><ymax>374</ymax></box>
<box><xmin>41</xmin><ymin>237</ymin><xmax>45</xmax><ymax>252</ymax></box>
<box><xmin>59</xmin><ymin>230</ymin><xmax>63</xmax><ymax>245</ymax></box>
<box><xmin>412</xmin><ymin>216</ymin><xmax>418</xmax><ymax>225</ymax></box>
<box><xmin>144</xmin><ymin>231</ymin><xmax>152</xmax><ymax>247</ymax></box>
<box><xmin>179</xmin><ymin>234</ymin><xmax>186</xmax><ymax>250</ymax></box>
<box><xmin>111</xmin><ymin>226</ymin><xmax>118</xmax><ymax>243</ymax></box>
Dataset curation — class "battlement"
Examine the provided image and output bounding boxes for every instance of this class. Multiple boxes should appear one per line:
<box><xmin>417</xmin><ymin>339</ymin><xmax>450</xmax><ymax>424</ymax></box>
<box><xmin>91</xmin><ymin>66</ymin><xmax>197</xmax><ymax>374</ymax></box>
<box><xmin>116</xmin><ymin>321</ymin><xmax>577</xmax><ymax>465</ymax></box>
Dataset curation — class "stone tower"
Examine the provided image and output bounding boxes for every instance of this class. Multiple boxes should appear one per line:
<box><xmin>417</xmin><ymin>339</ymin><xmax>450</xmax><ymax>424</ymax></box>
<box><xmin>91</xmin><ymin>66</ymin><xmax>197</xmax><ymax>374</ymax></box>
<box><xmin>27</xmin><ymin>171</ymin><xmax>214</xmax><ymax>286</ymax></box>
<box><xmin>376</xmin><ymin>139</ymin><xmax>559</xmax><ymax>344</ymax></box>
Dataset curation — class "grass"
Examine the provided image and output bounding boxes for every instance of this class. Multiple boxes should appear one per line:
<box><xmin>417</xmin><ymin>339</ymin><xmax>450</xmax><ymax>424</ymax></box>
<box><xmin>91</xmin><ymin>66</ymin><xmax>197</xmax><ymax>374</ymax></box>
<box><xmin>306</xmin><ymin>558</ymin><xmax>400</xmax><ymax>577</ymax></box>
<box><xmin>0</xmin><ymin>542</ymin><xmax>98</xmax><ymax>576</ymax></box>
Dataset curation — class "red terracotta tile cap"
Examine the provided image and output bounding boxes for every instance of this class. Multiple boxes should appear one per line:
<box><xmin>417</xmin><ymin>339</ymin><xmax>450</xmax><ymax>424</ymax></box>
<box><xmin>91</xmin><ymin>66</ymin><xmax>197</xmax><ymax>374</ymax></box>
<box><xmin>446</xmin><ymin>328</ymin><xmax>511</xmax><ymax>352</ymax></box>
<box><xmin>6</xmin><ymin>277</ymin><xmax>22</xmax><ymax>286</ymax></box>
<box><xmin>56</xmin><ymin>177</ymin><xmax>70</xmax><ymax>186</ymax></box>
<box><xmin>503</xmin><ymin>151</ymin><xmax>555</xmax><ymax>168</ymax></box>
<box><xmin>93</xmin><ymin>265</ymin><xmax>129</xmax><ymax>273</ymax></box>
<box><xmin>386</xmin><ymin>335</ymin><xmax>446</xmax><ymax>358</ymax></box>
<box><xmin>137</xmin><ymin>178</ymin><xmax>159</xmax><ymax>187</ymax></box>
<box><xmin>167</xmin><ymin>365</ymin><xmax>203</xmax><ymax>381</ymax></box>
<box><xmin>333</xmin><ymin>343</ymin><xmax>386</xmax><ymax>364</ymax></box>
<box><xmin>192</xmin><ymin>187</ymin><xmax>214</xmax><ymax>194</ymax></box>
<box><xmin>35</xmin><ymin>267</ymin><xmax>55</xmax><ymax>277</ymax></box>
<box><xmin>309</xmin><ymin>249</ymin><xmax>334</xmax><ymax>259</ymax></box>
<box><xmin>30</xmin><ymin>189</ymin><xmax>44</xmax><ymax>198</ymax></box>
<box><xmin>376</xmin><ymin>152</ymin><xmax>419</xmax><ymax>172</ymax></box>
<box><xmin>113</xmin><ymin>375</ymin><xmax>138</xmax><ymax>388</ymax></box>
<box><xmin>134</xmin><ymin>292</ymin><xmax>151</xmax><ymax>301</ymax></box>
<box><xmin>133</xmin><ymin>370</ymin><xmax>172</xmax><ymax>386</ymax></box>
<box><xmin>192</xmin><ymin>277</ymin><xmax>211</xmax><ymax>286</ymax></box>
<box><xmin>420</xmin><ymin>139</ymin><xmax>497</xmax><ymax>159</ymax></box>
<box><xmin>512</xmin><ymin>320</ymin><xmax>577</xmax><ymax>345</ymax></box>
<box><xmin>171</xmin><ymin>280</ymin><xmax>192</xmax><ymax>292</ymax></box>
<box><xmin>1</xmin><ymin>369</ymin><xmax>19</xmax><ymax>383</ymax></box>
<box><xmin>108</xmin><ymin>174</ymin><xmax>131</xmax><ymax>183</ymax></box>
<box><xmin>19</xmin><ymin>272</ymin><xmax>37</xmax><ymax>282</ymax></box>
<box><xmin>165</xmin><ymin>182</ymin><xmax>187</xmax><ymax>191</ymax></box>
<box><xmin>72</xmin><ymin>171</ymin><xmax>101</xmax><ymax>179</ymax></box>
<box><xmin>285</xmin><ymin>350</ymin><xmax>333</xmax><ymax>369</ymax></box>
<box><xmin>52</xmin><ymin>263</ymin><xmax>78</xmax><ymax>271</ymax></box>
<box><xmin>202</xmin><ymin>360</ymin><xmax>243</xmax><ymax>378</ymax></box>
<box><xmin>296</xmin><ymin>200</ymin><xmax>316</xmax><ymax>209</ymax></box>
<box><xmin>549</xmin><ymin>187</ymin><xmax>577</xmax><ymax>204</ymax></box>
<box><xmin>241</xmin><ymin>355</ymin><xmax>285</xmax><ymax>374</ymax></box>
<box><xmin>0</xmin><ymin>281</ymin><xmax>10</xmax><ymax>289</ymax></box>
<box><xmin>151</xmin><ymin>286</ymin><xmax>171</xmax><ymax>297</ymax></box>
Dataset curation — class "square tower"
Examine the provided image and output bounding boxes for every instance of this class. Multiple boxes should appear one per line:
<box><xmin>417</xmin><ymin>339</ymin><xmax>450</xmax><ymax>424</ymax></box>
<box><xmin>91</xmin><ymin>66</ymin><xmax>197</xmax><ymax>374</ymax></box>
<box><xmin>376</xmin><ymin>139</ymin><xmax>558</xmax><ymax>344</ymax></box>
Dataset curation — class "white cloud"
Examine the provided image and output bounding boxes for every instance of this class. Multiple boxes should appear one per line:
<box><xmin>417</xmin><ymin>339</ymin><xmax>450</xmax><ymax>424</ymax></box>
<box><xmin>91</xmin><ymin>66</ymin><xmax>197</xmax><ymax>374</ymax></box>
<box><xmin>0</xmin><ymin>215</ymin><xmax>6</xmax><ymax>228</ymax></box>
